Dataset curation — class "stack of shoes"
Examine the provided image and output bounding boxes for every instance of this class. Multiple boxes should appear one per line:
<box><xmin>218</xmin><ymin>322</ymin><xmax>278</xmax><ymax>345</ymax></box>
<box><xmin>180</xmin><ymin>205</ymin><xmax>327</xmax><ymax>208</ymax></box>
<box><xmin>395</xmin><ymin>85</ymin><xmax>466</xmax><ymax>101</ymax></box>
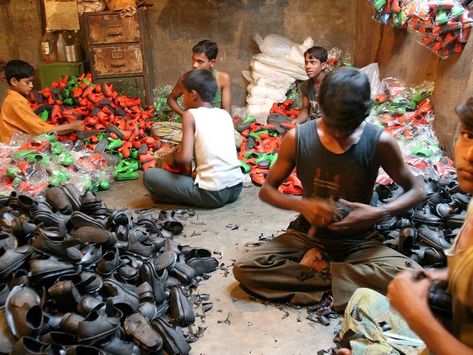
<box><xmin>375</xmin><ymin>174</ymin><xmax>470</xmax><ymax>268</ymax></box>
<box><xmin>28</xmin><ymin>73</ymin><xmax>160</xmax><ymax>184</ymax></box>
<box><xmin>0</xmin><ymin>187</ymin><xmax>219</xmax><ymax>354</ymax></box>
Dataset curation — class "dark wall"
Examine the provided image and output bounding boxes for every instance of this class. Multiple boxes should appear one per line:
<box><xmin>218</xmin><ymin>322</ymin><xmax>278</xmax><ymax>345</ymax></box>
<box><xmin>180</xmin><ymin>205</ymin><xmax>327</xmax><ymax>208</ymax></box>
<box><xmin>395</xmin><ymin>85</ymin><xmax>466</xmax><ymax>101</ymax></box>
<box><xmin>0</xmin><ymin>0</ymin><xmax>357</xmax><ymax>106</ymax></box>
<box><xmin>0</xmin><ymin>0</ymin><xmax>42</xmax><ymax>98</ymax></box>
<box><xmin>0</xmin><ymin>0</ymin><xmax>42</xmax><ymax>66</ymax></box>
<box><xmin>147</xmin><ymin>0</ymin><xmax>357</xmax><ymax>106</ymax></box>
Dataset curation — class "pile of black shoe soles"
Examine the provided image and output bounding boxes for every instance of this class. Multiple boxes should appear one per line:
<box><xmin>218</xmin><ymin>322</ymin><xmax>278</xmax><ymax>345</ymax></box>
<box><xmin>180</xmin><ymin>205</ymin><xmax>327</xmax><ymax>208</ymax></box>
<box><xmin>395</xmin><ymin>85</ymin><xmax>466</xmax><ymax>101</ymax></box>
<box><xmin>0</xmin><ymin>184</ymin><xmax>219</xmax><ymax>354</ymax></box>
<box><xmin>374</xmin><ymin>174</ymin><xmax>471</xmax><ymax>268</ymax></box>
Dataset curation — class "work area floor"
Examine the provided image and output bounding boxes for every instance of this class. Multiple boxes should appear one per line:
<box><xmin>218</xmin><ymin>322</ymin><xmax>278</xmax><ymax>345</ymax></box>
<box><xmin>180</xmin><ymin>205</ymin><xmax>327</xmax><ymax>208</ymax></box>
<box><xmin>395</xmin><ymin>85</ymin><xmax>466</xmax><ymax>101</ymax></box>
<box><xmin>98</xmin><ymin>176</ymin><xmax>339</xmax><ymax>355</ymax></box>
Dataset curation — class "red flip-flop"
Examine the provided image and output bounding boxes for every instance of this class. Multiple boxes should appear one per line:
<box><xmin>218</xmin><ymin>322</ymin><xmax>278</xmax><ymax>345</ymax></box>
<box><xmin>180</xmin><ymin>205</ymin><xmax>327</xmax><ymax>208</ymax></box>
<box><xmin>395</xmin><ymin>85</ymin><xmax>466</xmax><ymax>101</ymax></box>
<box><xmin>250</xmin><ymin>167</ymin><xmax>269</xmax><ymax>186</ymax></box>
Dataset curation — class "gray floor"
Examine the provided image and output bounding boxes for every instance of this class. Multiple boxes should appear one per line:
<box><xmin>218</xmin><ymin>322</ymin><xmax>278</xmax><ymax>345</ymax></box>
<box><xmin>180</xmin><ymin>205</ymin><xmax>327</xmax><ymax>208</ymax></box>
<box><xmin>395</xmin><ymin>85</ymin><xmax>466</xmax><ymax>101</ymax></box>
<box><xmin>98</xmin><ymin>176</ymin><xmax>339</xmax><ymax>355</ymax></box>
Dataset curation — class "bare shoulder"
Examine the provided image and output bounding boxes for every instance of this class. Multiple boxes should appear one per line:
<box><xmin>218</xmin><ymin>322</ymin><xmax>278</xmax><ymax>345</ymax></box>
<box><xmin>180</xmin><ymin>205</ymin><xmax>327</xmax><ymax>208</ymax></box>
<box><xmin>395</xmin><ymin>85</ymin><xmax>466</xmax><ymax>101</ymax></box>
<box><xmin>375</xmin><ymin>130</ymin><xmax>403</xmax><ymax>162</ymax></box>
<box><xmin>279</xmin><ymin>128</ymin><xmax>297</xmax><ymax>156</ymax></box>
<box><xmin>182</xmin><ymin>110</ymin><xmax>195</xmax><ymax>123</ymax></box>
<box><xmin>216</xmin><ymin>71</ymin><xmax>231</xmax><ymax>86</ymax></box>
<box><xmin>378</xmin><ymin>131</ymin><xmax>399</xmax><ymax>148</ymax></box>
<box><xmin>169</xmin><ymin>74</ymin><xmax>185</xmax><ymax>97</ymax></box>
<box><xmin>175</xmin><ymin>73</ymin><xmax>185</xmax><ymax>89</ymax></box>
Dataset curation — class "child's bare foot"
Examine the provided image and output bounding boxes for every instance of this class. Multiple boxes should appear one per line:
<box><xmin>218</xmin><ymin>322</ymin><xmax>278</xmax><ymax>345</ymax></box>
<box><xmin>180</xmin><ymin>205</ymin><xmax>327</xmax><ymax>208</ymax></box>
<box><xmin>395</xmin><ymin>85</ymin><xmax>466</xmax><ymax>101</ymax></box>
<box><xmin>300</xmin><ymin>248</ymin><xmax>329</xmax><ymax>272</ymax></box>
<box><xmin>338</xmin><ymin>348</ymin><xmax>352</xmax><ymax>355</ymax></box>
<box><xmin>300</xmin><ymin>248</ymin><xmax>320</xmax><ymax>267</ymax></box>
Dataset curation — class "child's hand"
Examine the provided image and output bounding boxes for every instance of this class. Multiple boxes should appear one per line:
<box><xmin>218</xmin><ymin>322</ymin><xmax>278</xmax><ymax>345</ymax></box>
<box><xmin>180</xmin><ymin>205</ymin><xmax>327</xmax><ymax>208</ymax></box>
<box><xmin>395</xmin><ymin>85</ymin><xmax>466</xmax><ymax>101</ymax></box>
<box><xmin>166</xmin><ymin>144</ymin><xmax>181</xmax><ymax>165</ymax></box>
<box><xmin>298</xmin><ymin>197</ymin><xmax>335</xmax><ymax>229</ymax></box>
<box><xmin>387</xmin><ymin>269</ymin><xmax>432</xmax><ymax>320</ymax></box>
<box><xmin>69</xmin><ymin>120</ymin><xmax>85</xmax><ymax>131</ymax></box>
<box><xmin>328</xmin><ymin>199</ymin><xmax>380</xmax><ymax>233</ymax></box>
<box><xmin>173</xmin><ymin>145</ymin><xmax>182</xmax><ymax>154</ymax></box>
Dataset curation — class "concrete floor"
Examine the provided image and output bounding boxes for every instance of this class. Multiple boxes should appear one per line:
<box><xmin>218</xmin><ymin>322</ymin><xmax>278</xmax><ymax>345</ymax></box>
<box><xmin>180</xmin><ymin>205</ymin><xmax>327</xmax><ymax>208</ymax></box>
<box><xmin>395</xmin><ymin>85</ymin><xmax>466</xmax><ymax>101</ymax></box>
<box><xmin>98</xmin><ymin>176</ymin><xmax>339</xmax><ymax>355</ymax></box>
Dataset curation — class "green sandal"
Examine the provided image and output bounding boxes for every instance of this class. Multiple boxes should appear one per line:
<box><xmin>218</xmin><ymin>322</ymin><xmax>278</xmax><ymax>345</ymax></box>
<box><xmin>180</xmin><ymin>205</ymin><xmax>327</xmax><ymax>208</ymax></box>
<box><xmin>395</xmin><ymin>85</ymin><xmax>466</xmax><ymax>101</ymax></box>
<box><xmin>115</xmin><ymin>169</ymin><xmax>140</xmax><ymax>181</ymax></box>
<box><xmin>106</xmin><ymin>137</ymin><xmax>123</xmax><ymax>151</ymax></box>
<box><xmin>6</xmin><ymin>166</ymin><xmax>21</xmax><ymax>178</ymax></box>
<box><xmin>239</xmin><ymin>160</ymin><xmax>251</xmax><ymax>174</ymax></box>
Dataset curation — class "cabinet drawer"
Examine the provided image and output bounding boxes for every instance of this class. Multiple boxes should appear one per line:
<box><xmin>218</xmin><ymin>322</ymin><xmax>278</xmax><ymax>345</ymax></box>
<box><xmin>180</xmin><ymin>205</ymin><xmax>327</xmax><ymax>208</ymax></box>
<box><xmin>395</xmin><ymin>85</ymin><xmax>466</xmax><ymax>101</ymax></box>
<box><xmin>87</xmin><ymin>13</ymin><xmax>140</xmax><ymax>44</ymax></box>
<box><xmin>92</xmin><ymin>44</ymin><xmax>143</xmax><ymax>76</ymax></box>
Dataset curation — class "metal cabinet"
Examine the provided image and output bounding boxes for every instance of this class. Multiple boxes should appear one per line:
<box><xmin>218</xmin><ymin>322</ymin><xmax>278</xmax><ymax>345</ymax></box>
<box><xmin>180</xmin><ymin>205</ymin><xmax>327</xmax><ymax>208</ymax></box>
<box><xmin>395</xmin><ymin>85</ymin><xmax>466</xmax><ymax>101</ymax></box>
<box><xmin>81</xmin><ymin>9</ymin><xmax>154</xmax><ymax>104</ymax></box>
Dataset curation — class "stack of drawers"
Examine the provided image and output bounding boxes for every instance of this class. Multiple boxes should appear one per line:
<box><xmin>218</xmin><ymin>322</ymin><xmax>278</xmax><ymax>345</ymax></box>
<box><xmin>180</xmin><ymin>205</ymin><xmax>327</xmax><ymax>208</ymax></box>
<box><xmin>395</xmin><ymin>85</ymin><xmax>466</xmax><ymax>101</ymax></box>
<box><xmin>81</xmin><ymin>9</ymin><xmax>155</xmax><ymax>104</ymax></box>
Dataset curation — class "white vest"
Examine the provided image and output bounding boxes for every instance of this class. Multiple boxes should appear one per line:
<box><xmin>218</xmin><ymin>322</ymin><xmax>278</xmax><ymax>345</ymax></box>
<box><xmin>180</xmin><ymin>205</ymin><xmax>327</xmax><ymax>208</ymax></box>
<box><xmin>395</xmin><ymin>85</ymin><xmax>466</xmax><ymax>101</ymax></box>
<box><xmin>190</xmin><ymin>107</ymin><xmax>243</xmax><ymax>191</ymax></box>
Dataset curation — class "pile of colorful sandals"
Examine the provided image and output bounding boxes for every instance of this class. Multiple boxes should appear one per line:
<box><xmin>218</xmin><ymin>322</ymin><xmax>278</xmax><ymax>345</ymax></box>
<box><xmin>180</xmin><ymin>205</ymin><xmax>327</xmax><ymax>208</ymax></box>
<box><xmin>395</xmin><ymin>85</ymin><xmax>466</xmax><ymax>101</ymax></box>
<box><xmin>369</xmin><ymin>0</ymin><xmax>473</xmax><ymax>58</ymax></box>
<box><xmin>236</xmin><ymin>99</ymin><xmax>303</xmax><ymax>195</ymax></box>
<box><xmin>369</xmin><ymin>78</ymin><xmax>455</xmax><ymax>184</ymax></box>
<box><xmin>238</xmin><ymin>77</ymin><xmax>455</xmax><ymax>195</ymax></box>
<box><xmin>28</xmin><ymin>73</ymin><xmax>160</xmax><ymax>183</ymax></box>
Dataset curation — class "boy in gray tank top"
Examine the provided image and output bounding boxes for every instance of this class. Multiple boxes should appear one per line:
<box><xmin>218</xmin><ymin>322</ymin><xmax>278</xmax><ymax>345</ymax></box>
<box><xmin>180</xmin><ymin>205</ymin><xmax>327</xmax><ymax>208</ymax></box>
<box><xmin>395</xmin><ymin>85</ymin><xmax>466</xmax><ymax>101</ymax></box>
<box><xmin>233</xmin><ymin>67</ymin><xmax>426</xmax><ymax>311</ymax></box>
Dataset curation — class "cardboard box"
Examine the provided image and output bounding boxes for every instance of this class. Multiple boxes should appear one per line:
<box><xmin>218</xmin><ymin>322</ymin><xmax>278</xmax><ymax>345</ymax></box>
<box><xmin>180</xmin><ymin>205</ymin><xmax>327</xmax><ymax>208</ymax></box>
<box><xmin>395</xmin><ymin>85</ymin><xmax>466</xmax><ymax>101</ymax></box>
<box><xmin>43</xmin><ymin>0</ymin><xmax>80</xmax><ymax>31</ymax></box>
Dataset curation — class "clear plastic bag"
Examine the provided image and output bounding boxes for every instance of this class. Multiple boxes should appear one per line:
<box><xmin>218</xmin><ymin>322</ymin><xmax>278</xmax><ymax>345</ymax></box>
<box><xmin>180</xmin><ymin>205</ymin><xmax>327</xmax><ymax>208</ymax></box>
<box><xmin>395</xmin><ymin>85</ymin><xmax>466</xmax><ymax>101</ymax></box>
<box><xmin>245</xmin><ymin>34</ymin><xmax>312</xmax><ymax>123</ymax></box>
<box><xmin>360</xmin><ymin>63</ymin><xmax>384</xmax><ymax>98</ymax></box>
<box><xmin>408</xmin><ymin>0</ymin><xmax>473</xmax><ymax>58</ymax></box>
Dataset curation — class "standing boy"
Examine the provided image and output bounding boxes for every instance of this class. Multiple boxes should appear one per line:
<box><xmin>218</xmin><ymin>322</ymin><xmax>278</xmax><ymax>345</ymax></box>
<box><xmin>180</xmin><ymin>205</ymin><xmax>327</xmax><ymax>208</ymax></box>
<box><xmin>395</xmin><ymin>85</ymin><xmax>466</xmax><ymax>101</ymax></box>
<box><xmin>167</xmin><ymin>40</ymin><xmax>231</xmax><ymax>116</ymax></box>
<box><xmin>233</xmin><ymin>67</ymin><xmax>425</xmax><ymax>311</ymax></box>
<box><xmin>296</xmin><ymin>46</ymin><xmax>328</xmax><ymax>124</ymax></box>
<box><xmin>0</xmin><ymin>60</ymin><xmax>83</xmax><ymax>144</ymax></box>
<box><xmin>145</xmin><ymin>69</ymin><xmax>243</xmax><ymax>208</ymax></box>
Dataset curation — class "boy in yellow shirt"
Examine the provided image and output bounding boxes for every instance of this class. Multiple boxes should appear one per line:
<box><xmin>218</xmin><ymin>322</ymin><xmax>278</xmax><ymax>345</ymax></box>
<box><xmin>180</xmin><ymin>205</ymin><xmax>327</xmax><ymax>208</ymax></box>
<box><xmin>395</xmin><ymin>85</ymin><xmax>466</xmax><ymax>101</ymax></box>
<box><xmin>0</xmin><ymin>60</ymin><xmax>83</xmax><ymax>144</ymax></box>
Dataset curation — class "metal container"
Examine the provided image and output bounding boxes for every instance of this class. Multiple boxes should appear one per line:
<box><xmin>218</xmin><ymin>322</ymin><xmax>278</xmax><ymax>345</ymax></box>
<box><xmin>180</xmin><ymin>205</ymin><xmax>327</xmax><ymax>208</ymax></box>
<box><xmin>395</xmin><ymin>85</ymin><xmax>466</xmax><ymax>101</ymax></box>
<box><xmin>65</xmin><ymin>44</ymin><xmax>84</xmax><ymax>62</ymax></box>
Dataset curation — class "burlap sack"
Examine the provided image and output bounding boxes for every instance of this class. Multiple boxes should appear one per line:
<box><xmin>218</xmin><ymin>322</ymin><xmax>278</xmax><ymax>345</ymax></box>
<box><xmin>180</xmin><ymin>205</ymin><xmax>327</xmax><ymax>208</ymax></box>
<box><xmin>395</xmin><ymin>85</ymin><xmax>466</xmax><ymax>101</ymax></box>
<box><xmin>151</xmin><ymin>121</ymin><xmax>183</xmax><ymax>144</ymax></box>
<box><xmin>151</xmin><ymin>121</ymin><xmax>242</xmax><ymax>148</ymax></box>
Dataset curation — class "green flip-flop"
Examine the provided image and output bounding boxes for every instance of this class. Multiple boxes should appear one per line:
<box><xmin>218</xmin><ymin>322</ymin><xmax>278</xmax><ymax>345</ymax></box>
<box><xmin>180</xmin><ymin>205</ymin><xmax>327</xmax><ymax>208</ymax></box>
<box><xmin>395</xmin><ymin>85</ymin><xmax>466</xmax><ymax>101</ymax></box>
<box><xmin>115</xmin><ymin>169</ymin><xmax>140</xmax><ymax>181</ymax></box>
<box><xmin>239</xmin><ymin>160</ymin><xmax>251</xmax><ymax>174</ymax></box>
<box><xmin>6</xmin><ymin>166</ymin><xmax>21</xmax><ymax>178</ymax></box>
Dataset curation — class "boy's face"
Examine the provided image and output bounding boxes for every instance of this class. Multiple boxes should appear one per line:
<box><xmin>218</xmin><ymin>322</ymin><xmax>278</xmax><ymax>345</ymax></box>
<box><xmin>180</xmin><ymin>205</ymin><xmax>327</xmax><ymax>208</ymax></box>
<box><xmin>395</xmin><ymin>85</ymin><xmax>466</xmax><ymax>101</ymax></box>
<box><xmin>182</xmin><ymin>87</ymin><xmax>195</xmax><ymax>110</ymax></box>
<box><xmin>304</xmin><ymin>54</ymin><xmax>327</xmax><ymax>79</ymax></box>
<box><xmin>454</xmin><ymin>123</ymin><xmax>473</xmax><ymax>193</ymax></box>
<box><xmin>192</xmin><ymin>52</ymin><xmax>216</xmax><ymax>70</ymax></box>
<box><xmin>10</xmin><ymin>76</ymin><xmax>34</xmax><ymax>97</ymax></box>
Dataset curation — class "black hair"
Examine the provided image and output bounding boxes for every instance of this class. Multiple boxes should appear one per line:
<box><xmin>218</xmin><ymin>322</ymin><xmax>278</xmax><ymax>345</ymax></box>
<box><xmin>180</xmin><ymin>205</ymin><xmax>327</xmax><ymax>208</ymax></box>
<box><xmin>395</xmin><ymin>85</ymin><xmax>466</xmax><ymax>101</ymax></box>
<box><xmin>182</xmin><ymin>69</ymin><xmax>217</xmax><ymax>103</ymax></box>
<box><xmin>304</xmin><ymin>46</ymin><xmax>328</xmax><ymax>63</ymax></box>
<box><xmin>192</xmin><ymin>40</ymin><xmax>218</xmax><ymax>61</ymax></box>
<box><xmin>318</xmin><ymin>67</ymin><xmax>372</xmax><ymax>130</ymax></box>
<box><xmin>5</xmin><ymin>60</ymin><xmax>34</xmax><ymax>85</ymax></box>
<box><xmin>456</xmin><ymin>97</ymin><xmax>473</xmax><ymax>130</ymax></box>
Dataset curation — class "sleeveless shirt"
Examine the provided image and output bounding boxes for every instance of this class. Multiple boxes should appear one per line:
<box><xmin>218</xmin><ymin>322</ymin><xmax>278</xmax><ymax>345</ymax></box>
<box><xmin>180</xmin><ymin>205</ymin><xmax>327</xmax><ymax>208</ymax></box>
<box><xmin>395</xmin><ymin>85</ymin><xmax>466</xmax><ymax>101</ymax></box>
<box><xmin>191</xmin><ymin>107</ymin><xmax>243</xmax><ymax>191</ymax></box>
<box><xmin>296</xmin><ymin>120</ymin><xmax>383</xmax><ymax>204</ymax></box>
<box><xmin>210</xmin><ymin>69</ymin><xmax>222</xmax><ymax>109</ymax></box>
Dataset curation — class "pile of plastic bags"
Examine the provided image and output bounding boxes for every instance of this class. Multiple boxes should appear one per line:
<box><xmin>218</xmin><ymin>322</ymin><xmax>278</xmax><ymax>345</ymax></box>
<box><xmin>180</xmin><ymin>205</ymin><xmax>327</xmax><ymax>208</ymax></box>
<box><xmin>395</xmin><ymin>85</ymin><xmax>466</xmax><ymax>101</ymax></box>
<box><xmin>243</xmin><ymin>34</ymin><xmax>314</xmax><ymax>123</ymax></box>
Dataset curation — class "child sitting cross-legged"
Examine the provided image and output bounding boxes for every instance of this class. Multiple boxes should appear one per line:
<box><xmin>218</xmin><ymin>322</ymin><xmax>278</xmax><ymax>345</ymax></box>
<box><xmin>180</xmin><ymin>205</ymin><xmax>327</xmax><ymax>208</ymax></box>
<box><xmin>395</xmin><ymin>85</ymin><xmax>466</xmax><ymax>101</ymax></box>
<box><xmin>144</xmin><ymin>69</ymin><xmax>243</xmax><ymax>208</ymax></box>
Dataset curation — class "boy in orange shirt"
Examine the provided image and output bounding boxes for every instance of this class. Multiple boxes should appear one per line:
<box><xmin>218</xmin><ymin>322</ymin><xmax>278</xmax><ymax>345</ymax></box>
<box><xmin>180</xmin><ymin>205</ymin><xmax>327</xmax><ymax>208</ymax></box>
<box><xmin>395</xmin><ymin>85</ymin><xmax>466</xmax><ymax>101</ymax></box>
<box><xmin>0</xmin><ymin>60</ymin><xmax>83</xmax><ymax>144</ymax></box>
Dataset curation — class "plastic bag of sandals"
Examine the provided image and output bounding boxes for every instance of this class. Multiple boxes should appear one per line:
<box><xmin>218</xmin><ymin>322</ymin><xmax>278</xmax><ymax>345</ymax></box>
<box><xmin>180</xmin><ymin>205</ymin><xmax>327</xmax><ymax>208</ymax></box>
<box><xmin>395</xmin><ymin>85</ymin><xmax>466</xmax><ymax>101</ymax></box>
<box><xmin>77</xmin><ymin>0</ymin><xmax>106</xmax><ymax>15</ymax></box>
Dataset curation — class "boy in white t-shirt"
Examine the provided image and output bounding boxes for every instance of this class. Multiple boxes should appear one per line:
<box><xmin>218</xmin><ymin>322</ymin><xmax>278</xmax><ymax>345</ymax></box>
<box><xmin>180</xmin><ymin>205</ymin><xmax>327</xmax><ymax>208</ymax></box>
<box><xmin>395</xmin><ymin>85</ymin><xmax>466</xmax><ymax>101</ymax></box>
<box><xmin>144</xmin><ymin>69</ymin><xmax>243</xmax><ymax>208</ymax></box>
